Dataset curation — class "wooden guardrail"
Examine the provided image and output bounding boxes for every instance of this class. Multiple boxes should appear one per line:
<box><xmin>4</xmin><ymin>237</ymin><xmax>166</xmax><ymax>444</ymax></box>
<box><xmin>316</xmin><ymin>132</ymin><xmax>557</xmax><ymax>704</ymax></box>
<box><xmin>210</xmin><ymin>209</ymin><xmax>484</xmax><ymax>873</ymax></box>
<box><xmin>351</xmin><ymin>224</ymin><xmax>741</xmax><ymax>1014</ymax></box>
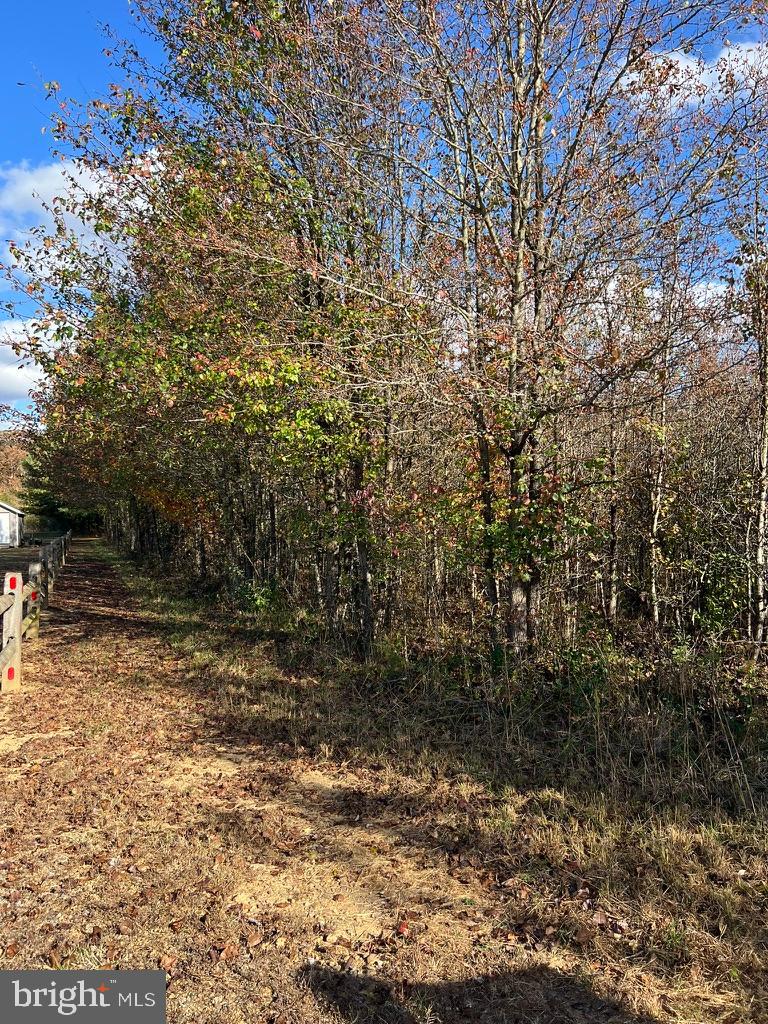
<box><xmin>0</xmin><ymin>530</ymin><xmax>72</xmax><ymax>693</ymax></box>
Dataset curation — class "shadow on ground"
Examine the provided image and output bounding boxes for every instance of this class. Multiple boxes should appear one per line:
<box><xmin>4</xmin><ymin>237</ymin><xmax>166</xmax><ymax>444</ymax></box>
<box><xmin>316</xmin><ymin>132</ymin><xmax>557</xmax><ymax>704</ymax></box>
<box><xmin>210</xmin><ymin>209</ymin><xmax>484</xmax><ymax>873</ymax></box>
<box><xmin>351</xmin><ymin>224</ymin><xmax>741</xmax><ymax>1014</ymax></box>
<box><xmin>302</xmin><ymin>964</ymin><xmax>657</xmax><ymax>1024</ymax></box>
<box><xmin>41</xmin><ymin>548</ymin><xmax>163</xmax><ymax>647</ymax></box>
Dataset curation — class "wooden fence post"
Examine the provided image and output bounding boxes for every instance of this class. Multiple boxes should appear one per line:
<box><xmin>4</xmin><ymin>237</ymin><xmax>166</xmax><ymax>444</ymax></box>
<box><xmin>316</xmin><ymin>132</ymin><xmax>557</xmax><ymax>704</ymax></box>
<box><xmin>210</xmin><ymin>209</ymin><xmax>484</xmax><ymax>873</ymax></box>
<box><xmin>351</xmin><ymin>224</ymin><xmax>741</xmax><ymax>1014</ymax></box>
<box><xmin>40</xmin><ymin>555</ymin><xmax>50</xmax><ymax>608</ymax></box>
<box><xmin>26</xmin><ymin>561</ymin><xmax>42</xmax><ymax>639</ymax></box>
<box><xmin>41</xmin><ymin>543</ymin><xmax>55</xmax><ymax>597</ymax></box>
<box><xmin>2</xmin><ymin>572</ymin><xmax>22</xmax><ymax>692</ymax></box>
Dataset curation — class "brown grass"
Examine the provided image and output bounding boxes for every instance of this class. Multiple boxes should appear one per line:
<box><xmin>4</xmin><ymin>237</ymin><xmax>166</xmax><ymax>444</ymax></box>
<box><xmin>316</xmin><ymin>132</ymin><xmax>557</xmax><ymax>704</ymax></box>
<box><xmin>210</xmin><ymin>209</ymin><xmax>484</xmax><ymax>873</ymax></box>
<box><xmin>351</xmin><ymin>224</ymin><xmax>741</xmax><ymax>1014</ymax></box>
<box><xmin>0</xmin><ymin>540</ymin><xmax>766</xmax><ymax>1023</ymax></box>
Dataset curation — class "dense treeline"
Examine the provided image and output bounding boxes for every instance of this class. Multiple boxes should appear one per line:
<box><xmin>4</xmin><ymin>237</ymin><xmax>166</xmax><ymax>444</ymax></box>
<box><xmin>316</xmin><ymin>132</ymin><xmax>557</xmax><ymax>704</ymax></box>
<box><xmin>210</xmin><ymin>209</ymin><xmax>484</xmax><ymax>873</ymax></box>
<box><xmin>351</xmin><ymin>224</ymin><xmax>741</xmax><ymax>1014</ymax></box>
<box><xmin>9</xmin><ymin>0</ymin><xmax>768</xmax><ymax>665</ymax></box>
<box><xmin>0</xmin><ymin>433</ymin><xmax>26</xmax><ymax>508</ymax></box>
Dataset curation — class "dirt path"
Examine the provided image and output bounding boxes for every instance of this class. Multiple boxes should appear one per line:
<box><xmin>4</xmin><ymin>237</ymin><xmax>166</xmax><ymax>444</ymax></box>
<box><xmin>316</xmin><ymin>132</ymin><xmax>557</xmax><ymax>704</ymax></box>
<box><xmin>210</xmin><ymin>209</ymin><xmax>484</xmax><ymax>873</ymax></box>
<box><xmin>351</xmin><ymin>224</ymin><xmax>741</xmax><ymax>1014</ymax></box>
<box><xmin>0</xmin><ymin>541</ymin><xmax>666</xmax><ymax>1023</ymax></box>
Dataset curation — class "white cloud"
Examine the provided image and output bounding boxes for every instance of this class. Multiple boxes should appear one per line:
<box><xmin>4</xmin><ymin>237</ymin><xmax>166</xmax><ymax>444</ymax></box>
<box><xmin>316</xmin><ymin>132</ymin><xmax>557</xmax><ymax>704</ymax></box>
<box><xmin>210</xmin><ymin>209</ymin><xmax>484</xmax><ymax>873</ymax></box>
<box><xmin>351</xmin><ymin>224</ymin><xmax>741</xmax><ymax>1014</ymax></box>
<box><xmin>0</xmin><ymin>153</ymin><xmax>156</xmax><ymax>239</ymax></box>
<box><xmin>708</xmin><ymin>40</ymin><xmax>768</xmax><ymax>93</ymax></box>
<box><xmin>0</xmin><ymin>156</ymin><xmax>144</xmax><ymax>306</ymax></box>
<box><xmin>689</xmin><ymin>280</ymin><xmax>729</xmax><ymax>304</ymax></box>
<box><xmin>0</xmin><ymin>161</ymin><xmax>69</xmax><ymax>223</ymax></box>
<box><xmin>0</xmin><ymin>159</ymin><xmax>92</xmax><ymax>302</ymax></box>
<box><xmin>0</xmin><ymin>162</ymin><xmax>80</xmax><ymax>407</ymax></box>
<box><xmin>0</xmin><ymin>320</ymin><xmax>40</xmax><ymax>405</ymax></box>
<box><xmin>647</xmin><ymin>40</ymin><xmax>768</xmax><ymax>108</ymax></box>
<box><xmin>0</xmin><ymin>159</ymin><xmax>98</xmax><ymax>241</ymax></box>
<box><xmin>0</xmin><ymin>155</ymin><xmax>146</xmax><ymax>408</ymax></box>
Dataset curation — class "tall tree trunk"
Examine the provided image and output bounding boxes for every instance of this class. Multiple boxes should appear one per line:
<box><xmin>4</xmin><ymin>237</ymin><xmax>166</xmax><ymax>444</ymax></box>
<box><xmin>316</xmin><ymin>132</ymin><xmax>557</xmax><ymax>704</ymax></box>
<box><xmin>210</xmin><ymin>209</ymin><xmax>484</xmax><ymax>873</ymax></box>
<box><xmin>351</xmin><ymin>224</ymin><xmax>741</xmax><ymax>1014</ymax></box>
<box><xmin>753</xmin><ymin>274</ymin><xmax>768</xmax><ymax>646</ymax></box>
<box><xmin>351</xmin><ymin>458</ymin><xmax>374</xmax><ymax>657</ymax></box>
<box><xmin>606</xmin><ymin>361</ymin><xmax>620</xmax><ymax>626</ymax></box>
<box><xmin>649</xmin><ymin>335</ymin><xmax>671</xmax><ymax>633</ymax></box>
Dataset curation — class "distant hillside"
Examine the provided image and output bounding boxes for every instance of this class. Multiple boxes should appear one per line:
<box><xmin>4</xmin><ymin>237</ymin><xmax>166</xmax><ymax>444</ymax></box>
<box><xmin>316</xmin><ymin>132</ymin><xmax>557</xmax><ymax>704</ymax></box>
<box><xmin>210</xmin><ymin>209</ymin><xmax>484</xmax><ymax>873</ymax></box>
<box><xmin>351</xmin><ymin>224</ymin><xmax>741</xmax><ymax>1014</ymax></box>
<box><xmin>0</xmin><ymin>432</ymin><xmax>27</xmax><ymax>508</ymax></box>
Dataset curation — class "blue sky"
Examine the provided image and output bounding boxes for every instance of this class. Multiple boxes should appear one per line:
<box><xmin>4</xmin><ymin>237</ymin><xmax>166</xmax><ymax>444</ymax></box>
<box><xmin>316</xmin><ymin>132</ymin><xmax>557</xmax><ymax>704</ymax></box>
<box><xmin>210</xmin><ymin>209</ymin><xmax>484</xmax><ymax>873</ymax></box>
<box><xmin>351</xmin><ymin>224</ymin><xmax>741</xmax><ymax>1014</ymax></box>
<box><xmin>0</xmin><ymin>1</ymin><xmax>154</xmax><ymax>411</ymax></box>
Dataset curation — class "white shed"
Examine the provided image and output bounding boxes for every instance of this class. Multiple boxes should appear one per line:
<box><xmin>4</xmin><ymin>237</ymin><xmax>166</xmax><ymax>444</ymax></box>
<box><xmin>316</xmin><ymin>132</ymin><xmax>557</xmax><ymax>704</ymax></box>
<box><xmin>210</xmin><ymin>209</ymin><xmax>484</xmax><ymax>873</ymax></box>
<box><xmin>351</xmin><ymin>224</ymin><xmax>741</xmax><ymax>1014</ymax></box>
<box><xmin>0</xmin><ymin>501</ymin><xmax>25</xmax><ymax>548</ymax></box>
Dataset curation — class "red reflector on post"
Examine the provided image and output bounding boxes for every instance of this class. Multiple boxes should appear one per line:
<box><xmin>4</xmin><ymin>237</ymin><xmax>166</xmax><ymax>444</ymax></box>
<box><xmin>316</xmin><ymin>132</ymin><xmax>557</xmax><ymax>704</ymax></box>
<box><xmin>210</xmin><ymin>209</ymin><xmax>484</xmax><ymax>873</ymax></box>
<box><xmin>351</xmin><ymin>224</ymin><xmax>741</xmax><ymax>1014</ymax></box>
<box><xmin>31</xmin><ymin>591</ymin><xmax>38</xmax><ymax>601</ymax></box>
<box><xmin>7</xmin><ymin>667</ymin><xmax>15</xmax><ymax>681</ymax></box>
<box><xmin>9</xmin><ymin>576</ymin><xmax>17</xmax><ymax>590</ymax></box>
